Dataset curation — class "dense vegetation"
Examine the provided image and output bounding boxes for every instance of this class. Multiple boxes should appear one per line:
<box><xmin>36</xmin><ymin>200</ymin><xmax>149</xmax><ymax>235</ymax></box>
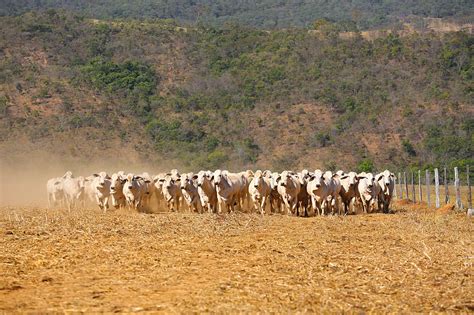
<box><xmin>1</xmin><ymin>0</ymin><xmax>473</xmax><ymax>29</ymax></box>
<box><xmin>0</xmin><ymin>11</ymin><xmax>472</xmax><ymax>171</ymax></box>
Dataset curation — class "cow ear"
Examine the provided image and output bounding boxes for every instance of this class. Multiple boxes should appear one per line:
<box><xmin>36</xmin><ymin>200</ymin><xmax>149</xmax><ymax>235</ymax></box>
<box><xmin>376</xmin><ymin>174</ymin><xmax>383</xmax><ymax>181</ymax></box>
<box><xmin>341</xmin><ymin>175</ymin><xmax>349</xmax><ymax>180</ymax></box>
<box><xmin>166</xmin><ymin>173</ymin><xmax>172</xmax><ymax>176</ymax></box>
<box><xmin>93</xmin><ymin>173</ymin><xmax>100</xmax><ymax>177</ymax></box>
<box><xmin>121</xmin><ymin>179</ymin><xmax>127</xmax><ymax>184</ymax></box>
<box><xmin>192</xmin><ymin>175</ymin><xmax>198</xmax><ymax>180</ymax></box>
<box><xmin>175</xmin><ymin>178</ymin><xmax>181</xmax><ymax>182</ymax></box>
<box><xmin>276</xmin><ymin>176</ymin><xmax>281</xmax><ymax>182</ymax></box>
<box><xmin>210</xmin><ymin>175</ymin><xmax>214</xmax><ymax>181</ymax></box>
<box><xmin>106</xmin><ymin>175</ymin><xmax>111</xmax><ymax>180</ymax></box>
<box><xmin>145</xmin><ymin>180</ymin><xmax>151</xmax><ymax>183</ymax></box>
<box><xmin>54</xmin><ymin>181</ymin><xmax>61</xmax><ymax>185</ymax></box>
<box><xmin>159</xmin><ymin>178</ymin><xmax>165</xmax><ymax>182</ymax></box>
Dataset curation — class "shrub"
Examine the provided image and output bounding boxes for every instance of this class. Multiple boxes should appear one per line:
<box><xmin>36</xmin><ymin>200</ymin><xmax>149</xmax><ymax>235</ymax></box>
<box><xmin>357</xmin><ymin>159</ymin><xmax>374</xmax><ymax>173</ymax></box>
<box><xmin>81</xmin><ymin>57</ymin><xmax>157</xmax><ymax>96</ymax></box>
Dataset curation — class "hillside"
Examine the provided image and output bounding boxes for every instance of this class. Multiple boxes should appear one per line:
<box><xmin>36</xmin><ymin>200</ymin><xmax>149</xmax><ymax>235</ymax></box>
<box><xmin>1</xmin><ymin>0</ymin><xmax>473</xmax><ymax>30</ymax></box>
<box><xmin>0</xmin><ymin>11</ymin><xmax>472</xmax><ymax>172</ymax></box>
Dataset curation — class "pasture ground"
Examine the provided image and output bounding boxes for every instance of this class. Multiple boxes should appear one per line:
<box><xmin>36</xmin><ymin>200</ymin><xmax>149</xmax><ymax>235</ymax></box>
<box><xmin>0</xmin><ymin>202</ymin><xmax>473</xmax><ymax>312</ymax></box>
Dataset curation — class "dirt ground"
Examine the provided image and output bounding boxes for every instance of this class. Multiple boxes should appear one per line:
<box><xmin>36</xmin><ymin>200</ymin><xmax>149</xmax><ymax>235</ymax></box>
<box><xmin>0</xmin><ymin>202</ymin><xmax>473</xmax><ymax>313</ymax></box>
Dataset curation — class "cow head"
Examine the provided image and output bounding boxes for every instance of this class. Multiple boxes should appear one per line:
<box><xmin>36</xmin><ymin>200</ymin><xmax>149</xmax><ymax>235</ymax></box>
<box><xmin>93</xmin><ymin>171</ymin><xmax>110</xmax><ymax>187</ymax></box>
<box><xmin>362</xmin><ymin>173</ymin><xmax>375</xmax><ymax>189</ymax></box>
<box><xmin>123</xmin><ymin>173</ymin><xmax>142</xmax><ymax>190</ymax></box>
<box><xmin>341</xmin><ymin>171</ymin><xmax>359</xmax><ymax>187</ymax></box>
<box><xmin>110</xmin><ymin>172</ymin><xmax>124</xmax><ymax>193</ymax></box>
<box><xmin>252</xmin><ymin>170</ymin><xmax>263</xmax><ymax>188</ymax></box>
<box><xmin>270</xmin><ymin>172</ymin><xmax>280</xmax><ymax>190</ymax></box>
<box><xmin>381</xmin><ymin>170</ymin><xmax>394</xmax><ymax>187</ymax></box>
<box><xmin>213</xmin><ymin>170</ymin><xmax>224</xmax><ymax>186</ymax></box>
<box><xmin>160</xmin><ymin>175</ymin><xmax>180</xmax><ymax>190</ymax></box>
<box><xmin>278</xmin><ymin>171</ymin><xmax>293</xmax><ymax>187</ymax></box>
<box><xmin>180</xmin><ymin>173</ymin><xmax>194</xmax><ymax>192</ymax></box>
<box><xmin>195</xmin><ymin>171</ymin><xmax>211</xmax><ymax>187</ymax></box>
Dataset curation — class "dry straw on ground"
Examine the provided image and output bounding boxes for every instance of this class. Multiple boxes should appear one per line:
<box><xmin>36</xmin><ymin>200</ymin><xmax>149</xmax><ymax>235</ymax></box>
<box><xmin>0</xmin><ymin>202</ymin><xmax>473</xmax><ymax>313</ymax></box>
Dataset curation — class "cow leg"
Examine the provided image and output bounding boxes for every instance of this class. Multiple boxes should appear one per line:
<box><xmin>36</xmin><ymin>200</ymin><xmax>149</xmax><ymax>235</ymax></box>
<box><xmin>291</xmin><ymin>197</ymin><xmax>298</xmax><ymax>216</ymax></box>
<box><xmin>311</xmin><ymin>197</ymin><xmax>317</xmax><ymax>216</ymax></box>
<box><xmin>175</xmin><ymin>198</ymin><xmax>180</xmax><ymax>212</ymax></box>
<box><xmin>260</xmin><ymin>196</ymin><xmax>267</xmax><ymax>215</ymax></box>
<box><xmin>48</xmin><ymin>194</ymin><xmax>53</xmax><ymax>209</ymax></box>
<box><xmin>104</xmin><ymin>197</ymin><xmax>109</xmax><ymax>212</ymax></box>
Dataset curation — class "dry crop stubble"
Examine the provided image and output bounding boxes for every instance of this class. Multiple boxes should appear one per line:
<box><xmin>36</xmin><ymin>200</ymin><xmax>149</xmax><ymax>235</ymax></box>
<box><xmin>0</xmin><ymin>203</ymin><xmax>473</xmax><ymax>312</ymax></box>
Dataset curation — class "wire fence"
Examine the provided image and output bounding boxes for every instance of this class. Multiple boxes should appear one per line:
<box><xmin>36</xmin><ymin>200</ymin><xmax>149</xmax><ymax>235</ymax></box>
<box><xmin>393</xmin><ymin>166</ymin><xmax>472</xmax><ymax>210</ymax></box>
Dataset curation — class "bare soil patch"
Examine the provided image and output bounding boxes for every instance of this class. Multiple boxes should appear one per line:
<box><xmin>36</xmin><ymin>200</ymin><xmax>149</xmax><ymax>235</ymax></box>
<box><xmin>0</xmin><ymin>205</ymin><xmax>473</xmax><ymax>312</ymax></box>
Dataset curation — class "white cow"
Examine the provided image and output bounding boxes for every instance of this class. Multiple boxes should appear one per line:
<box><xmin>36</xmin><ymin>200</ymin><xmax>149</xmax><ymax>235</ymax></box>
<box><xmin>295</xmin><ymin>171</ymin><xmax>310</xmax><ymax>217</ymax></box>
<box><xmin>81</xmin><ymin>175</ymin><xmax>97</xmax><ymax>207</ymax></box>
<box><xmin>194</xmin><ymin>170</ymin><xmax>218</xmax><ymax>213</ymax></box>
<box><xmin>274</xmin><ymin>171</ymin><xmax>301</xmax><ymax>215</ymax></box>
<box><xmin>337</xmin><ymin>171</ymin><xmax>359</xmax><ymax>214</ymax></box>
<box><xmin>90</xmin><ymin>172</ymin><xmax>111</xmax><ymax>212</ymax></box>
<box><xmin>152</xmin><ymin>173</ymin><xmax>168</xmax><ymax>210</ymax></box>
<box><xmin>306</xmin><ymin>170</ymin><xmax>341</xmax><ymax>215</ymax></box>
<box><xmin>248</xmin><ymin>170</ymin><xmax>272</xmax><ymax>214</ymax></box>
<box><xmin>213</xmin><ymin>170</ymin><xmax>246</xmax><ymax>213</ymax></box>
<box><xmin>122</xmin><ymin>173</ymin><xmax>149</xmax><ymax>210</ymax></box>
<box><xmin>46</xmin><ymin>177</ymin><xmax>64</xmax><ymax>208</ymax></box>
<box><xmin>62</xmin><ymin>173</ymin><xmax>86</xmax><ymax>211</ymax></box>
<box><xmin>357</xmin><ymin>172</ymin><xmax>379</xmax><ymax>213</ymax></box>
<box><xmin>180</xmin><ymin>173</ymin><xmax>202</xmax><ymax>213</ymax></box>
<box><xmin>159</xmin><ymin>174</ymin><xmax>182</xmax><ymax>212</ymax></box>
<box><xmin>110</xmin><ymin>171</ymin><xmax>126</xmax><ymax>209</ymax></box>
<box><xmin>376</xmin><ymin>170</ymin><xmax>396</xmax><ymax>213</ymax></box>
<box><xmin>138</xmin><ymin>172</ymin><xmax>156</xmax><ymax>208</ymax></box>
<box><xmin>239</xmin><ymin>170</ymin><xmax>253</xmax><ymax>210</ymax></box>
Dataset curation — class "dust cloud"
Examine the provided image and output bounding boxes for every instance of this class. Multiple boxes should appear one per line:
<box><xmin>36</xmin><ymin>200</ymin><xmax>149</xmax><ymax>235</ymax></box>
<box><xmin>0</xmin><ymin>151</ymin><xmax>179</xmax><ymax>207</ymax></box>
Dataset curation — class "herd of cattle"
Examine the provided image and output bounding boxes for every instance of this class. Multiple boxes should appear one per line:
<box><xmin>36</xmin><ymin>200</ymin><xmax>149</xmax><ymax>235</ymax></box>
<box><xmin>46</xmin><ymin>169</ymin><xmax>396</xmax><ymax>216</ymax></box>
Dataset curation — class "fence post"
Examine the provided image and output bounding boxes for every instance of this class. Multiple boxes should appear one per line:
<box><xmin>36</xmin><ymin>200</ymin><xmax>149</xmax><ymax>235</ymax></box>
<box><xmin>434</xmin><ymin>168</ymin><xmax>440</xmax><ymax>208</ymax></box>
<box><xmin>411</xmin><ymin>171</ymin><xmax>416</xmax><ymax>203</ymax></box>
<box><xmin>467</xmin><ymin>165</ymin><xmax>472</xmax><ymax>209</ymax></box>
<box><xmin>404</xmin><ymin>172</ymin><xmax>409</xmax><ymax>200</ymax></box>
<box><xmin>455</xmin><ymin>167</ymin><xmax>461</xmax><ymax>209</ymax></box>
<box><xmin>418</xmin><ymin>170</ymin><xmax>422</xmax><ymax>202</ymax></box>
<box><xmin>444</xmin><ymin>167</ymin><xmax>449</xmax><ymax>204</ymax></box>
<box><xmin>426</xmin><ymin>170</ymin><xmax>431</xmax><ymax>208</ymax></box>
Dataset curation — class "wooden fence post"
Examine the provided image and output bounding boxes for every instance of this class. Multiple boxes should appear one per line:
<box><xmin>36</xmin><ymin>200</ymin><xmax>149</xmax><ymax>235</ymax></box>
<box><xmin>426</xmin><ymin>170</ymin><xmax>431</xmax><ymax>208</ymax></box>
<box><xmin>467</xmin><ymin>165</ymin><xmax>471</xmax><ymax>209</ymax></box>
<box><xmin>411</xmin><ymin>171</ymin><xmax>416</xmax><ymax>203</ymax></box>
<box><xmin>404</xmin><ymin>172</ymin><xmax>409</xmax><ymax>200</ymax></box>
<box><xmin>434</xmin><ymin>168</ymin><xmax>440</xmax><ymax>208</ymax></box>
<box><xmin>418</xmin><ymin>170</ymin><xmax>422</xmax><ymax>202</ymax></box>
<box><xmin>399</xmin><ymin>172</ymin><xmax>403</xmax><ymax>199</ymax></box>
<box><xmin>444</xmin><ymin>167</ymin><xmax>449</xmax><ymax>204</ymax></box>
<box><xmin>455</xmin><ymin>167</ymin><xmax>461</xmax><ymax>209</ymax></box>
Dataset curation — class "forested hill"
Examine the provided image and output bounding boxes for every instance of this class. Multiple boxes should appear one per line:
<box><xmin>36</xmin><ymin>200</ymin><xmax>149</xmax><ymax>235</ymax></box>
<box><xmin>0</xmin><ymin>11</ymin><xmax>472</xmax><ymax>172</ymax></box>
<box><xmin>1</xmin><ymin>0</ymin><xmax>473</xmax><ymax>29</ymax></box>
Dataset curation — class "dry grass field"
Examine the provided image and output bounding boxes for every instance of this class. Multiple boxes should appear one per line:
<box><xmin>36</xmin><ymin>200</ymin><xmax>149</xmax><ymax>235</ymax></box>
<box><xmin>0</xmin><ymin>201</ymin><xmax>473</xmax><ymax>313</ymax></box>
